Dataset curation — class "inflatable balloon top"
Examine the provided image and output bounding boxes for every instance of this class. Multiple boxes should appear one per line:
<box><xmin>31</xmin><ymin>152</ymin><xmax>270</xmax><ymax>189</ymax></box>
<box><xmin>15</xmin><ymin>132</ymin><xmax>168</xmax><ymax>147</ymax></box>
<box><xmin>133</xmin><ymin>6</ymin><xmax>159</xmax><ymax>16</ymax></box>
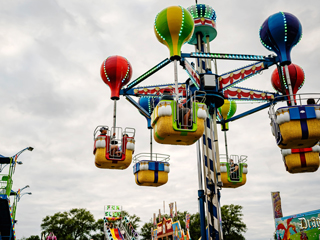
<box><xmin>187</xmin><ymin>4</ymin><xmax>217</xmax><ymax>45</ymax></box>
<box><xmin>218</xmin><ymin>99</ymin><xmax>237</xmax><ymax>131</ymax></box>
<box><xmin>260</xmin><ymin>12</ymin><xmax>302</xmax><ymax>66</ymax></box>
<box><xmin>154</xmin><ymin>6</ymin><xmax>195</xmax><ymax>60</ymax></box>
<box><xmin>271</xmin><ymin>63</ymin><xmax>305</xmax><ymax>97</ymax></box>
<box><xmin>100</xmin><ymin>55</ymin><xmax>132</xmax><ymax>100</ymax></box>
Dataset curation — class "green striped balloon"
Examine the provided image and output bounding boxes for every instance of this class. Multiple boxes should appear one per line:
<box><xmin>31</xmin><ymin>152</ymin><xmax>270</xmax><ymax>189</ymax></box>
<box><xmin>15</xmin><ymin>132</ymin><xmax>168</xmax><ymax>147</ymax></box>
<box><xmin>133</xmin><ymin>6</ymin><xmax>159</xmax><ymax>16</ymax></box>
<box><xmin>218</xmin><ymin>99</ymin><xmax>237</xmax><ymax>131</ymax></box>
<box><xmin>154</xmin><ymin>6</ymin><xmax>194</xmax><ymax>60</ymax></box>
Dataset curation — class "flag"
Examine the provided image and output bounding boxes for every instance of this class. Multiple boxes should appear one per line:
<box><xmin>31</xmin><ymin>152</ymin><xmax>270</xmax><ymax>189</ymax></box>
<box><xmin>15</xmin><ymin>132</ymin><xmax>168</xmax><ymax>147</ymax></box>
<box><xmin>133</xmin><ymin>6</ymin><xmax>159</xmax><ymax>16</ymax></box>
<box><xmin>169</xmin><ymin>203</ymin><xmax>173</xmax><ymax>217</ymax></box>
<box><xmin>175</xmin><ymin>201</ymin><xmax>177</xmax><ymax>216</ymax></box>
<box><xmin>153</xmin><ymin>213</ymin><xmax>156</xmax><ymax>226</ymax></box>
<box><xmin>186</xmin><ymin>214</ymin><xmax>190</xmax><ymax>229</ymax></box>
<box><xmin>271</xmin><ymin>192</ymin><xmax>283</xmax><ymax>218</ymax></box>
<box><xmin>151</xmin><ymin>227</ymin><xmax>154</xmax><ymax>240</ymax></box>
<box><xmin>163</xmin><ymin>200</ymin><xmax>165</xmax><ymax>213</ymax></box>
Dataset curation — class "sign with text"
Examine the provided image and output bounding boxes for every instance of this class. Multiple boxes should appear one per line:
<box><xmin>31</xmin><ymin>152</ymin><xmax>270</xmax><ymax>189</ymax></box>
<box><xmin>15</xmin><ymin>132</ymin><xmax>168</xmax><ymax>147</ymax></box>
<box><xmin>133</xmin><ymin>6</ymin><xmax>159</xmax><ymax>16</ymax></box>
<box><xmin>275</xmin><ymin>209</ymin><xmax>320</xmax><ymax>240</ymax></box>
<box><xmin>157</xmin><ymin>218</ymin><xmax>173</xmax><ymax>236</ymax></box>
<box><xmin>104</xmin><ymin>205</ymin><xmax>122</xmax><ymax>218</ymax></box>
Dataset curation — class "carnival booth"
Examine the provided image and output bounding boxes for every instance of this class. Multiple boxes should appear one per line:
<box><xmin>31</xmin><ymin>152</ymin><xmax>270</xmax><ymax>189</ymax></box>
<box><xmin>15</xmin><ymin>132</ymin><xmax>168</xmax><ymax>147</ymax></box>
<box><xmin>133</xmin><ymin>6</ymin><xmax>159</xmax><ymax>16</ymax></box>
<box><xmin>152</xmin><ymin>217</ymin><xmax>191</xmax><ymax>240</ymax></box>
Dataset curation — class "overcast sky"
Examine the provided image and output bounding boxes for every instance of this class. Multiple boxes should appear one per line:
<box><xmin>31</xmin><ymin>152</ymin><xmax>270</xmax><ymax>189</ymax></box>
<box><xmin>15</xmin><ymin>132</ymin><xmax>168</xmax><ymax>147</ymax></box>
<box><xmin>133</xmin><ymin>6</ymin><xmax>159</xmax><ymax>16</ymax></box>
<box><xmin>1</xmin><ymin>0</ymin><xmax>320</xmax><ymax>240</ymax></box>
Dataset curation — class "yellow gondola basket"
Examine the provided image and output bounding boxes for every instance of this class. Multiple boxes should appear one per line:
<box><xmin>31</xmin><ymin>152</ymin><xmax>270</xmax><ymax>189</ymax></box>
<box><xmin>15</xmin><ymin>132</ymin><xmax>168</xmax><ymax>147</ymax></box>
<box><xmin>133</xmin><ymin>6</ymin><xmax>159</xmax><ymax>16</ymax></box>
<box><xmin>281</xmin><ymin>145</ymin><xmax>320</xmax><ymax>173</ymax></box>
<box><xmin>220</xmin><ymin>162</ymin><xmax>248</xmax><ymax>188</ymax></box>
<box><xmin>94</xmin><ymin>135</ymin><xmax>135</xmax><ymax>170</ymax></box>
<box><xmin>133</xmin><ymin>160</ymin><xmax>170</xmax><ymax>187</ymax></box>
<box><xmin>275</xmin><ymin>105</ymin><xmax>320</xmax><ymax>149</ymax></box>
<box><xmin>151</xmin><ymin>100</ymin><xmax>206</xmax><ymax>145</ymax></box>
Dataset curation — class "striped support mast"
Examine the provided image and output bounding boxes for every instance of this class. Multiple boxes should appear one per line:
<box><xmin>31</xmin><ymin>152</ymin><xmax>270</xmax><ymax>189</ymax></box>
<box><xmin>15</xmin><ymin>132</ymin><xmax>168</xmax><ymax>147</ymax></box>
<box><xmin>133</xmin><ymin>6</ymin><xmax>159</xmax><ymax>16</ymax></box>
<box><xmin>210</xmin><ymin>110</ymin><xmax>224</xmax><ymax>240</ymax></box>
<box><xmin>191</xmin><ymin>4</ymin><xmax>222</xmax><ymax>239</ymax></box>
<box><xmin>202</xmin><ymin>115</ymin><xmax>223</xmax><ymax>240</ymax></box>
<box><xmin>195</xmin><ymin>20</ymin><xmax>223</xmax><ymax>240</ymax></box>
<box><xmin>211</xmin><ymin>35</ymin><xmax>224</xmax><ymax>240</ymax></box>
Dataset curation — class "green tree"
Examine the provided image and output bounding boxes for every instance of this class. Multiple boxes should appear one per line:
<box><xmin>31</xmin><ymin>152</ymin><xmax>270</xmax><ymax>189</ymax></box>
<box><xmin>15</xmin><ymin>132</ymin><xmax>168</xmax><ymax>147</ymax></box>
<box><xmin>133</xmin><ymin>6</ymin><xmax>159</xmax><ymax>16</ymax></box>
<box><xmin>172</xmin><ymin>211</ymin><xmax>188</xmax><ymax>230</ymax></box>
<box><xmin>122</xmin><ymin>210</ymin><xmax>141</xmax><ymax>229</ymax></box>
<box><xmin>41</xmin><ymin>208</ymin><xmax>103</xmax><ymax>240</ymax></box>
<box><xmin>140</xmin><ymin>220</ymin><xmax>154</xmax><ymax>240</ymax></box>
<box><xmin>91</xmin><ymin>218</ymin><xmax>105</xmax><ymax>240</ymax></box>
<box><xmin>26</xmin><ymin>236</ymin><xmax>40</xmax><ymax>240</ymax></box>
<box><xmin>189</xmin><ymin>212</ymin><xmax>202</xmax><ymax>240</ymax></box>
<box><xmin>221</xmin><ymin>204</ymin><xmax>247</xmax><ymax>240</ymax></box>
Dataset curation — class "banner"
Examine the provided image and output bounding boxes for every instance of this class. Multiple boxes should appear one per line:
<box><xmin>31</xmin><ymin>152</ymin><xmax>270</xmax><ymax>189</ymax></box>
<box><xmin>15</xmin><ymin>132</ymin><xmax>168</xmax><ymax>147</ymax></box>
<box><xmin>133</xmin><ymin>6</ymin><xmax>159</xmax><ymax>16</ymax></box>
<box><xmin>153</xmin><ymin>213</ymin><xmax>157</xmax><ymax>226</ymax></box>
<box><xmin>175</xmin><ymin>201</ymin><xmax>177</xmax><ymax>216</ymax></box>
<box><xmin>169</xmin><ymin>203</ymin><xmax>174</xmax><ymax>218</ymax></box>
<box><xmin>271</xmin><ymin>192</ymin><xmax>283</xmax><ymax>219</ymax></box>
<box><xmin>186</xmin><ymin>214</ymin><xmax>190</xmax><ymax>229</ymax></box>
<box><xmin>157</xmin><ymin>218</ymin><xmax>173</xmax><ymax>236</ymax></box>
<box><xmin>164</xmin><ymin>201</ymin><xmax>165</xmax><ymax>213</ymax></box>
<box><xmin>151</xmin><ymin>227</ymin><xmax>154</xmax><ymax>240</ymax></box>
<box><xmin>275</xmin><ymin>209</ymin><xmax>320</xmax><ymax>240</ymax></box>
<box><xmin>159</xmin><ymin>209</ymin><xmax>161</xmax><ymax>222</ymax></box>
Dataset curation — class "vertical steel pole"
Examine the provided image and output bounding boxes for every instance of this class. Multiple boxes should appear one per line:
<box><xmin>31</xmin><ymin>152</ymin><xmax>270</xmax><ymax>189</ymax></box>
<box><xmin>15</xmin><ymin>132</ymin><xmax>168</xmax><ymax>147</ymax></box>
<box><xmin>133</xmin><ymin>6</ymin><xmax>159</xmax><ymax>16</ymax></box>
<box><xmin>206</xmin><ymin>36</ymin><xmax>212</xmax><ymax>71</ymax></box>
<box><xmin>284</xmin><ymin>65</ymin><xmax>295</xmax><ymax>105</ymax></box>
<box><xmin>224</xmin><ymin>131</ymin><xmax>229</xmax><ymax>161</ymax></box>
<box><xmin>150</xmin><ymin>129</ymin><xmax>153</xmax><ymax>161</ymax></box>
<box><xmin>195</xmin><ymin>45</ymin><xmax>200</xmax><ymax>74</ymax></box>
<box><xmin>197</xmin><ymin>141</ymin><xmax>207</xmax><ymax>240</ymax></box>
<box><xmin>197</xmin><ymin>141</ymin><xmax>204</xmax><ymax>190</ymax></box>
<box><xmin>197</xmin><ymin>33</ymin><xmax>204</xmax><ymax>73</ymax></box>
<box><xmin>203</xmin><ymin>40</ymin><xmax>208</xmax><ymax>70</ymax></box>
<box><xmin>174</xmin><ymin>59</ymin><xmax>179</xmax><ymax>102</ymax></box>
<box><xmin>113</xmin><ymin>100</ymin><xmax>117</xmax><ymax>134</ymax></box>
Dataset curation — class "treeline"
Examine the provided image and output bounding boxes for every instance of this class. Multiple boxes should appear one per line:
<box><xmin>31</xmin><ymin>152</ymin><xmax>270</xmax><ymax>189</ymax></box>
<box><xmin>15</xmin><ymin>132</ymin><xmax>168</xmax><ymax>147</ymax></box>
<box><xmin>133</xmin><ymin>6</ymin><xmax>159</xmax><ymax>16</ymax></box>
<box><xmin>20</xmin><ymin>204</ymin><xmax>246</xmax><ymax>240</ymax></box>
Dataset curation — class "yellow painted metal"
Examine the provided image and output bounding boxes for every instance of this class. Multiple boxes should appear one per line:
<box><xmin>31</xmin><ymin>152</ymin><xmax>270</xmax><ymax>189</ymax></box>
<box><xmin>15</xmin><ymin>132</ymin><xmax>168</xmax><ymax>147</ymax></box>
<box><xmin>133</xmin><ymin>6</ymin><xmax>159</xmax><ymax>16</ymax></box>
<box><xmin>151</xmin><ymin>101</ymin><xmax>205</xmax><ymax>145</ymax></box>
<box><xmin>153</xmin><ymin>116</ymin><xmax>204</xmax><ymax>145</ymax></box>
<box><xmin>285</xmin><ymin>152</ymin><xmax>320</xmax><ymax>173</ymax></box>
<box><xmin>134</xmin><ymin>170</ymin><xmax>168</xmax><ymax>187</ymax></box>
<box><xmin>95</xmin><ymin>148</ymin><xmax>132</xmax><ymax>170</ymax></box>
<box><xmin>220</xmin><ymin>172</ymin><xmax>246</xmax><ymax>188</ymax></box>
<box><xmin>278</xmin><ymin>119</ymin><xmax>320</xmax><ymax>149</ymax></box>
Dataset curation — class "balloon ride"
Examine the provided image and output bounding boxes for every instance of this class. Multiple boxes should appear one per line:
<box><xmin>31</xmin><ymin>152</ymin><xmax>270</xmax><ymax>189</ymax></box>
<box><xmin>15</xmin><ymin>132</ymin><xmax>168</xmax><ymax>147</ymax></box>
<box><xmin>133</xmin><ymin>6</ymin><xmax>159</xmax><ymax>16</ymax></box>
<box><xmin>93</xmin><ymin>55</ymin><xmax>136</xmax><ymax>170</ymax></box>
<box><xmin>93</xmin><ymin>3</ymin><xmax>318</xmax><ymax>240</ymax></box>
<box><xmin>218</xmin><ymin>100</ymin><xmax>248</xmax><ymax>188</ymax></box>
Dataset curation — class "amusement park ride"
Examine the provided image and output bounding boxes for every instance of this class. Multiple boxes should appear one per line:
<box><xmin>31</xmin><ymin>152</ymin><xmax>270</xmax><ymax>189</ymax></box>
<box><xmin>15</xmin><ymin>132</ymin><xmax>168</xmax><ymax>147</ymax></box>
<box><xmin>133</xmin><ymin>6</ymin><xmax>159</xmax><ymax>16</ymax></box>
<box><xmin>103</xmin><ymin>205</ymin><xmax>139</xmax><ymax>240</ymax></box>
<box><xmin>93</xmin><ymin>3</ymin><xmax>320</xmax><ymax>240</ymax></box>
<box><xmin>0</xmin><ymin>147</ymin><xmax>33</xmax><ymax>240</ymax></box>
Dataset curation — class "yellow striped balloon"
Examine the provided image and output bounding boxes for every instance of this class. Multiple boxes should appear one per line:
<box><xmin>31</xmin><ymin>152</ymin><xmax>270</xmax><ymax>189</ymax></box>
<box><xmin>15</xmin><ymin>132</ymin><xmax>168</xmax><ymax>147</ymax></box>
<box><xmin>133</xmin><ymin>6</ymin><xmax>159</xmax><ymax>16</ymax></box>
<box><xmin>154</xmin><ymin>6</ymin><xmax>194</xmax><ymax>60</ymax></box>
<box><xmin>218</xmin><ymin>99</ymin><xmax>237</xmax><ymax>131</ymax></box>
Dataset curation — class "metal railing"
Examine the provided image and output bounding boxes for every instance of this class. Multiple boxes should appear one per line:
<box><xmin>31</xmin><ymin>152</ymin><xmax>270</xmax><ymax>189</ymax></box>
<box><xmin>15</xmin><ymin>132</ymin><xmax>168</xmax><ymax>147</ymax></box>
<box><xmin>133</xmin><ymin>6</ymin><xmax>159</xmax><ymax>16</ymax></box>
<box><xmin>122</xmin><ymin>216</ymin><xmax>139</xmax><ymax>240</ymax></box>
<box><xmin>133</xmin><ymin>152</ymin><xmax>170</xmax><ymax>163</ymax></box>
<box><xmin>119</xmin><ymin>221</ymin><xmax>132</xmax><ymax>240</ymax></box>
<box><xmin>220</xmin><ymin>154</ymin><xmax>247</xmax><ymax>181</ymax></box>
<box><xmin>270</xmin><ymin>93</ymin><xmax>320</xmax><ymax>110</ymax></box>
<box><xmin>175</xmin><ymin>90</ymin><xmax>207</xmax><ymax>129</ymax></box>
